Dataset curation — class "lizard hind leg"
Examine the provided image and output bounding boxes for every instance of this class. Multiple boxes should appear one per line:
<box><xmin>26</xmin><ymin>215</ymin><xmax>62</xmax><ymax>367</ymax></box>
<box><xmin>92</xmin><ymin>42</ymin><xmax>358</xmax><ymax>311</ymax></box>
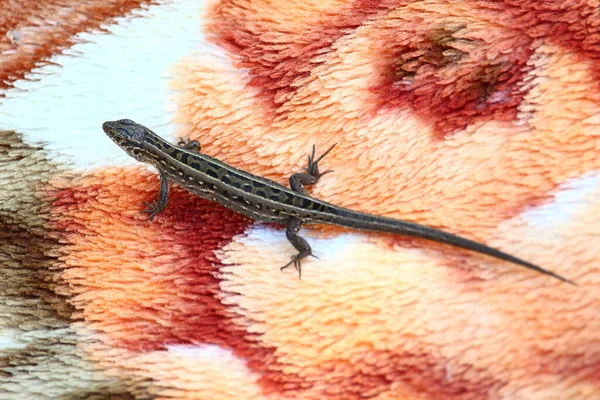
<box><xmin>280</xmin><ymin>217</ymin><xmax>316</xmax><ymax>279</ymax></box>
<box><xmin>289</xmin><ymin>143</ymin><xmax>337</xmax><ymax>194</ymax></box>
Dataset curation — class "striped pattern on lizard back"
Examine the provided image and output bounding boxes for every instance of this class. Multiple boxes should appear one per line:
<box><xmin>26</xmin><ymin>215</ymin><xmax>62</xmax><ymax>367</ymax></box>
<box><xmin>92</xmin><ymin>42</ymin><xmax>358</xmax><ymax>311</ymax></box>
<box><xmin>140</xmin><ymin>132</ymin><xmax>345</xmax><ymax>225</ymax></box>
<box><xmin>102</xmin><ymin>118</ymin><xmax>575</xmax><ymax>284</ymax></box>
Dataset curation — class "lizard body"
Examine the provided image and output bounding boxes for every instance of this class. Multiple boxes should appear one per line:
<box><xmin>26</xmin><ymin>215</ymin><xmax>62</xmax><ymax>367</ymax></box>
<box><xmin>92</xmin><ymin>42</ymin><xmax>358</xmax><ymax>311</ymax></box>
<box><xmin>102</xmin><ymin>119</ymin><xmax>574</xmax><ymax>284</ymax></box>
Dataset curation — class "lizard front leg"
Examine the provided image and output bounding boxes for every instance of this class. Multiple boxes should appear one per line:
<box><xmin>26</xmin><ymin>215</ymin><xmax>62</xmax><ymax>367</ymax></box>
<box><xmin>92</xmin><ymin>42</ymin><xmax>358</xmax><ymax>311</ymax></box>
<box><xmin>141</xmin><ymin>169</ymin><xmax>170</xmax><ymax>221</ymax></box>
<box><xmin>289</xmin><ymin>144</ymin><xmax>336</xmax><ymax>194</ymax></box>
<box><xmin>280</xmin><ymin>217</ymin><xmax>316</xmax><ymax>279</ymax></box>
<box><xmin>178</xmin><ymin>138</ymin><xmax>201</xmax><ymax>152</ymax></box>
<box><xmin>142</xmin><ymin>139</ymin><xmax>195</xmax><ymax>221</ymax></box>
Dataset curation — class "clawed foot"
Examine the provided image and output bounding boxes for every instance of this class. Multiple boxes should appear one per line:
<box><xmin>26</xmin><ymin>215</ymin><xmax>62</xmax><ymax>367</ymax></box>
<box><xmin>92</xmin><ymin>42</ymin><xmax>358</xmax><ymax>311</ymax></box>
<box><xmin>141</xmin><ymin>200</ymin><xmax>166</xmax><ymax>221</ymax></box>
<box><xmin>280</xmin><ymin>252</ymin><xmax>319</xmax><ymax>280</ymax></box>
<box><xmin>281</xmin><ymin>255</ymin><xmax>303</xmax><ymax>280</ymax></box>
<box><xmin>303</xmin><ymin>143</ymin><xmax>336</xmax><ymax>179</ymax></box>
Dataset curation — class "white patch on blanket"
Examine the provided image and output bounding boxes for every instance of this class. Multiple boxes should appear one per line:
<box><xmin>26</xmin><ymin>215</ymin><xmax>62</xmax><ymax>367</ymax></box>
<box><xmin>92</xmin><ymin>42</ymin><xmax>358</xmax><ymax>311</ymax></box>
<box><xmin>0</xmin><ymin>329</ymin><xmax>28</xmax><ymax>350</ymax></box>
<box><xmin>217</xmin><ymin>223</ymin><xmax>379</xmax><ymax>283</ymax></box>
<box><xmin>166</xmin><ymin>343</ymin><xmax>234</xmax><ymax>360</ymax></box>
<box><xmin>241</xmin><ymin>223</ymin><xmax>357</xmax><ymax>268</ymax></box>
<box><xmin>0</xmin><ymin>0</ymin><xmax>215</xmax><ymax>170</ymax></box>
<box><xmin>0</xmin><ymin>327</ymin><xmax>76</xmax><ymax>351</ymax></box>
<box><xmin>522</xmin><ymin>172</ymin><xmax>600</xmax><ymax>229</ymax></box>
<box><xmin>121</xmin><ymin>344</ymin><xmax>265</xmax><ymax>397</ymax></box>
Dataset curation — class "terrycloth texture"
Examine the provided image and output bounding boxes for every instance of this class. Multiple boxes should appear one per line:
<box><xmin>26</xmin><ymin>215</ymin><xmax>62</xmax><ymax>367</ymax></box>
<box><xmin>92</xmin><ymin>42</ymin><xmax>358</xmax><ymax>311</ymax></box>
<box><xmin>1</xmin><ymin>0</ymin><xmax>599</xmax><ymax>399</ymax></box>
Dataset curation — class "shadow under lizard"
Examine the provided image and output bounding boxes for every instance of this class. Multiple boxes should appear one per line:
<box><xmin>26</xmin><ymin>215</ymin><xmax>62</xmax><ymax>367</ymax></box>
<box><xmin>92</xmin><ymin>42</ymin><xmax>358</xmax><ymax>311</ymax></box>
<box><xmin>102</xmin><ymin>119</ymin><xmax>574</xmax><ymax>285</ymax></box>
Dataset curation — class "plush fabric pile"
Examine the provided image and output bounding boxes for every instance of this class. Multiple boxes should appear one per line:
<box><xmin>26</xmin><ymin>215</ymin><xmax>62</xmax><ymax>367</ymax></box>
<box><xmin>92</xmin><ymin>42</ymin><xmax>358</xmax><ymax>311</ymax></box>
<box><xmin>1</xmin><ymin>1</ymin><xmax>598</xmax><ymax>399</ymax></box>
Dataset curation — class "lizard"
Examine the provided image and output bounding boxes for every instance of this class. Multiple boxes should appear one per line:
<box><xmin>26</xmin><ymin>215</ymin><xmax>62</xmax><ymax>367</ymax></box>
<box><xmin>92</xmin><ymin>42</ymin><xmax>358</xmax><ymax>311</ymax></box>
<box><xmin>102</xmin><ymin>119</ymin><xmax>575</xmax><ymax>285</ymax></box>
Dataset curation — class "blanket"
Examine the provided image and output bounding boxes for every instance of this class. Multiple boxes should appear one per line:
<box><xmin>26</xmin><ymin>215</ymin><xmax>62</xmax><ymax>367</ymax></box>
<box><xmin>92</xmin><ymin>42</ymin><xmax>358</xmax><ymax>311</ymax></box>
<box><xmin>1</xmin><ymin>0</ymin><xmax>598</xmax><ymax>399</ymax></box>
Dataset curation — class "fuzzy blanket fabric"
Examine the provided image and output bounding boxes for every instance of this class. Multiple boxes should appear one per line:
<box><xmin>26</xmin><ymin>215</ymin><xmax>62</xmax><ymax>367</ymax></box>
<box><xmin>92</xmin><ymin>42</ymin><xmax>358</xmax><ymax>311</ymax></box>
<box><xmin>1</xmin><ymin>0</ymin><xmax>598</xmax><ymax>399</ymax></box>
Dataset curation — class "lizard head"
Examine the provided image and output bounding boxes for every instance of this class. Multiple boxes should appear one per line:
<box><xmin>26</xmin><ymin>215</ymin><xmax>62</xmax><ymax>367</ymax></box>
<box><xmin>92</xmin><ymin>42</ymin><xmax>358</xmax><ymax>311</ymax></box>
<box><xmin>102</xmin><ymin>119</ymin><xmax>150</xmax><ymax>161</ymax></box>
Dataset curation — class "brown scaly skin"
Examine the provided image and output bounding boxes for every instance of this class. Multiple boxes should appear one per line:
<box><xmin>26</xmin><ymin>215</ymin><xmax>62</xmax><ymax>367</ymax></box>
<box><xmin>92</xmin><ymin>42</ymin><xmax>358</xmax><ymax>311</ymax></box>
<box><xmin>102</xmin><ymin>119</ymin><xmax>575</xmax><ymax>284</ymax></box>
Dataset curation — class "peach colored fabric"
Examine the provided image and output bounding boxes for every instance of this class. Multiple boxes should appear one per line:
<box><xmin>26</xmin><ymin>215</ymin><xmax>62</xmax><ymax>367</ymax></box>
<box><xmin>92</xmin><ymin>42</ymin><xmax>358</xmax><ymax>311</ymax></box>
<box><xmin>1</xmin><ymin>1</ymin><xmax>598</xmax><ymax>399</ymax></box>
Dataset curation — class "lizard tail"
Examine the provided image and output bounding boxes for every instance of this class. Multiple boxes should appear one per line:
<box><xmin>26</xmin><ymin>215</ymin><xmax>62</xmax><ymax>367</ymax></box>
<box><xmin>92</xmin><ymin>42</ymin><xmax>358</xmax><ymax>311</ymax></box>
<box><xmin>325</xmin><ymin>208</ymin><xmax>575</xmax><ymax>285</ymax></box>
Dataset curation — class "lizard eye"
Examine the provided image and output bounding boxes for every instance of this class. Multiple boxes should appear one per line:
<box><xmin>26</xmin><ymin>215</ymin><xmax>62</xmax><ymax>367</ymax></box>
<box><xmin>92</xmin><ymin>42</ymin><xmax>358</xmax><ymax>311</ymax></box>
<box><xmin>132</xmin><ymin>149</ymin><xmax>140</xmax><ymax>156</ymax></box>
